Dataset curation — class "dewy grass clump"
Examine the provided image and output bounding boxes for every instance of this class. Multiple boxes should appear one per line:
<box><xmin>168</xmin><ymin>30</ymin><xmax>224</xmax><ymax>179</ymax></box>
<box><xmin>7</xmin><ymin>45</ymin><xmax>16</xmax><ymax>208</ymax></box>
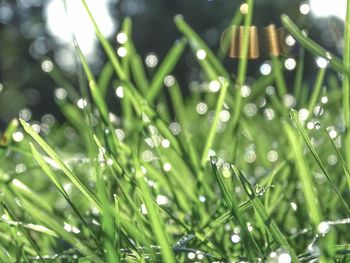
<box><xmin>1</xmin><ymin>0</ymin><xmax>350</xmax><ymax>262</ymax></box>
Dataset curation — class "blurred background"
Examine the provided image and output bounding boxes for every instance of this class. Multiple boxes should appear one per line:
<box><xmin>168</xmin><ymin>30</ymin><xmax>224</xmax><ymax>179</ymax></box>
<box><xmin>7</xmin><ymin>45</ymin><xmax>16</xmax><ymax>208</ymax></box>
<box><xmin>0</xmin><ymin>0</ymin><xmax>347</xmax><ymax>123</ymax></box>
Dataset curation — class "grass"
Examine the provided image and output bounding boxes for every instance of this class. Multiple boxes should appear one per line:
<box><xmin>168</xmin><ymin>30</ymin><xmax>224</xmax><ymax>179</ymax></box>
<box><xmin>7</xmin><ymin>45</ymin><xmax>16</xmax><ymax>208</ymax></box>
<box><xmin>0</xmin><ymin>0</ymin><xmax>350</xmax><ymax>262</ymax></box>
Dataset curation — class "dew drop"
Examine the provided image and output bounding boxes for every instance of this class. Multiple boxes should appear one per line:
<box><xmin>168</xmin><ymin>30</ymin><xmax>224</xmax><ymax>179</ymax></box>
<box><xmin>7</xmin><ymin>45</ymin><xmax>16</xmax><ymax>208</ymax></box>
<box><xmin>317</xmin><ymin>221</ymin><xmax>330</xmax><ymax>235</ymax></box>
<box><xmin>145</xmin><ymin>53</ymin><xmax>158</xmax><ymax>68</ymax></box>
<box><xmin>314</xmin><ymin>122</ymin><xmax>321</xmax><ymax>129</ymax></box>
<box><xmin>254</xmin><ymin>185</ymin><xmax>265</xmax><ymax>196</ymax></box>
<box><xmin>116</xmin><ymin>32</ymin><xmax>128</xmax><ymax>44</ymax></box>
<box><xmin>231</xmin><ymin>234</ymin><xmax>240</xmax><ymax>243</ymax></box>
<box><xmin>210</xmin><ymin>156</ymin><xmax>218</xmax><ymax>164</ymax></box>
<box><xmin>196</xmin><ymin>49</ymin><xmax>206</xmax><ymax>60</ymax></box>
<box><xmin>117</xmin><ymin>47</ymin><xmax>127</xmax><ymax>57</ymax></box>
<box><xmin>54</xmin><ymin>88</ymin><xmax>67</xmax><ymax>101</ymax></box>
<box><xmin>188</xmin><ymin>252</ymin><xmax>196</xmax><ymax>260</ymax></box>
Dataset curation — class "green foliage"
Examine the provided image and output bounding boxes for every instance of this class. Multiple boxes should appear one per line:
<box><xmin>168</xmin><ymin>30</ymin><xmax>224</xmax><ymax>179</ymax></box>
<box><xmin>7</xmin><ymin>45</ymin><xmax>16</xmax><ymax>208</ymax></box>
<box><xmin>1</xmin><ymin>1</ymin><xmax>350</xmax><ymax>262</ymax></box>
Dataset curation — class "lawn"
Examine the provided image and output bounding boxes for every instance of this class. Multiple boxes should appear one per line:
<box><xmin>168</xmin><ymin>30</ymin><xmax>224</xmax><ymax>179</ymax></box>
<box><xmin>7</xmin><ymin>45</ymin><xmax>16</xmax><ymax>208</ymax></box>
<box><xmin>0</xmin><ymin>0</ymin><xmax>350</xmax><ymax>262</ymax></box>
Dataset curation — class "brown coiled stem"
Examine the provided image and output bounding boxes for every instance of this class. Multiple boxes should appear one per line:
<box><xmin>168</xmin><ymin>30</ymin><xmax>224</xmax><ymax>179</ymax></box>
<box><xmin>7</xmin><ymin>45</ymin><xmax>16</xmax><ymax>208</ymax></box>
<box><xmin>228</xmin><ymin>26</ymin><xmax>238</xmax><ymax>58</ymax></box>
<box><xmin>265</xmin><ymin>24</ymin><xmax>280</xmax><ymax>56</ymax></box>
<box><xmin>249</xmin><ymin>26</ymin><xmax>259</xmax><ymax>59</ymax></box>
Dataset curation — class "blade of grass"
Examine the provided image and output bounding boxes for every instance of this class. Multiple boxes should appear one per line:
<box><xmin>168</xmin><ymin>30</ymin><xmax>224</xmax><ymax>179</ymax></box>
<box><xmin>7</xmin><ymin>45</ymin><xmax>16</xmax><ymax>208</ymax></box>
<box><xmin>81</xmin><ymin>0</ymin><xmax>126</xmax><ymax>81</ymax></box>
<box><xmin>230</xmin><ymin>165</ymin><xmax>299</xmax><ymax>262</ymax></box>
<box><xmin>19</xmin><ymin>119</ymin><xmax>101</xmax><ymax>212</ymax></box>
<box><xmin>98</xmin><ymin>62</ymin><xmax>114</xmax><ymax>98</ymax></box>
<box><xmin>231</xmin><ymin>0</ymin><xmax>254</xmax><ymax>134</ymax></box>
<box><xmin>174</xmin><ymin>15</ymin><xmax>229</xmax><ymax>78</ymax></box>
<box><xmin>281</xmin><ymin>14</ymin><xmax>349</xmax><ymax>75</ymax></box>
<box><xmin>308</xmin><ymin>68</ymin><xmax>326</xmax><ymax>116</ymax></box>
<box><xmin>1</xmin><ymin>202</ymin><xmax>45</xmax><ymax>263</ymax></box>
<box><xmin>283</xmin><ymin>121</ymin><xmax>322</xmax><ymax>227</ymax></box>
<box><xmin>343</xmin><ymin>0</ymin><xmax>350</xmax><ymax>172</ymax></box>
<box><xmin>200</xmin><ymin>78</ymin><xmax>229</xmax><ymax>169</ymax></box>
<box><xmin>20</xmin><ymin>199</ymin><xmax>104</xmax><ymax>263</ymax></box>
<box><xmin>132</xmin><ymin>150</ymin><xmax>176</xmax><ymax>263</ymax></box>
<box><xmin>210</xmin><ymin>157</ymin><xmax>263</xmax><ymax>258</ymax></box>
<box><xmin>289</xmin><ymin>109</ymin><xmax>350</xmax><ymax>215</ymax></box>
<box><xmin>29</xmin><ymin>142</ymin><xmax>103</xmax><ymax>254</ymax></box>
<box><xmin>217</xmin><ymin>9</ymin><xmax>243</xmax><ymax>60</ymax></box>
<box><xmin>146</xmin><ymin>38</ymin><xmax>187</xmax><ymax>102</ymax></box>
<box><xmin>271</xmin><ymin>56</ymin><xmax>287</xmax><ymax>97</ymax></box>
<box><xmin>294</xmin><ymin>48</ymin><xmax>305</xmax><ymax>101</ymax></box>
<box><xmin>324</xmin><ymin>129</ymin><xmax>350</xmax><ymax>191</ymax></box>
<box><xmin>0</xmin><ymin>119</ymin><xmax>18</xmax><ymax>147</ymax></box>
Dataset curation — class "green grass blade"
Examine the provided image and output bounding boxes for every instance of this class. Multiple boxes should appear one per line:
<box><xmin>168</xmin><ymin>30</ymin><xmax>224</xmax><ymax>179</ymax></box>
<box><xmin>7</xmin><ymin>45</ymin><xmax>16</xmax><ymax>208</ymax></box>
<box><xmin>98</xmin><ymin>62</ymin><xmax>114</xmax><ymax>98</ymax></box>
<box><xmin>231</xmin><ymin>0</ymin><xmax>254</xmax><ymax>131</ymax></box>
<box><xmin>174</xmin><ymin>15</ymin><xmax>229</xmax><ymax>77</ymax></box>
<box><xmin>20</xmin><ymin>199</ymin><xmax>104</xmax><ymax>263</ymax></box>
<box><xmin>75</xmin><ymin>44</ymin><xmax>109</xmax><ymax>123</ymax></box>
<box><xmin>200</xmin><ymin>79</ymin><xmax>229</xmax><ymax>169</ymax></box>
<box><xmin>289</xmin><ymin>109</ymin><xmax>350</xmax><ymax>215</ymax></box>
<box><xmin>230</xmin><ymin>165</ymin><xmax>299</xmax><ymax>262</ymax></box>
<box><xmin>324</xmin><ymin>129</ymin><xmax>350</xmax><ymax>191</ymax></box>
<box><xmin>210</xmin><ymin>157</ymin><xmax>263</xmax><ymax>258</ymax></box>
<box><xmin>308</xmin><ymin>68</ymin><xmax>326</xmax><ymax>116</ymax></box>
<box><xmin>294</xmin><ymin>48</ymin><xmax>305</xmax><ymax>101</ymax></box>
<box><xmin>19</xmin><ymin>119</ymin><xmax>101</xmax><ymax>212</ymax></box>
<box><xmin>271</xmin><ymin>56</ymin><xmax>287</xmax><ymax>97</ymax></box>
<box><xmin>283</xmin><ymin>121</ymin><xmax>323</xmax><ymax>227</ymax></box>
<box><xmin>146</xmin><ymin>38</ymin><xmax>187</xmax><ymax>102</ymax></box>
<box><xmin>343</xmin><ymin>0</ymin><xmax>350</xmax><ymax>170</ymax></box>
<box><xmin>133</xmin><ymin>151</ymin><xmax>176</xmax><ymax>263</ymax></box>
<box><xmin>81</xmin><ymin>0</ymin><xmax>126</xmax><ymax>81</ymax></box>
<box><xmin>29</xmin><ymin>142</ymin><xmax>103</xmax><ymax>253</ymax></box>
<box><xmin>0</xmin><ymin>119</ymin><xmax>18</xmax><ymax>147</ymax></box>
<box><xmin>281</xmin><ymin>14</ymin><xmax>349</xmax><ymax>75</ymax></box>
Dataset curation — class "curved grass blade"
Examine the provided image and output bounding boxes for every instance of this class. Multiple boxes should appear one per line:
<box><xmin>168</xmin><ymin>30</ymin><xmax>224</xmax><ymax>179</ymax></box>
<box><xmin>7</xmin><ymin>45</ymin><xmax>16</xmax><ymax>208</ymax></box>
<box><xmin>19</xmin><ymin>119</ymin><xmax>101</xmax><ymax>212</ymax></box>
<box><xmin>98</xmin><ymin>62</ymin><xmax>114</xmax><ymax>98</ymax></box>
<box><xmin>174</xmin><ymin>15</ymin><xmax>229</xmax><ymax>78</ymax></box>
<box><xmin>230</xmin><ymin>0</ymin><xmax>254</xmax><ymax>134</ymax></box>
<box><xmin>29</xmin><ymin>143</ymin><xmax>103</xmax><ymax>253</ymax></box>
<box><xmin>230</xmin><ymin>165</ymin><xmax>299</xmax><ymax>262</ymax></box>
<box><xmin>308</xmin><ymin>68</ymin><xmax>326</xmax><ymax>116</ymax></box>
<box><xmin>1</xmin><ymin>202</ymin><xmax>45</xmax><ymax>263</ymax></box>
<box><xmin>289</xmin><ymin>109</ymin><xmax>350</xmax><ymax>215</ymax></box>
<box><xmin>0</xmin><ymin>119</ymin><xmax>18</xmax><ymax>148</ymax></box>
<box><xmin>324</xmin><ymin>129</ymin><xmax>350</xmax><ymax>191</ymax></box>
<box><xmin>281</xmin><ymin>14</ymin><xmax>349</xmax><ymax>75</ymax></box>
<box><xmin>283</xmin><ymin>121</ymin><xmax>323</xmax><ymax>227</ymax></box>
<box><xmin>81</xmin><ymin>0</ymin><xmax>126</xmax><ymax>81</ymax></box>
<box><xmin>210</xmin><ymin>157</ymin><xmax>263</xmax><ymax>258</ymax></box>
<box><xmin>132</xmin><ymin>150</ymin><xmax>176</xmax><ymax>263</ymax></box>
<box><xmin>147</xmin><ymin>38</ymin><xmax>187</xmax><ymax>102</ymax></box>
<box><xmin>75</xmin><ymin>44</ymin><xmax>109</xmax><ymax>123</ymax></box>
<box><xmin>20</xmin><ymin>199</ymin><xmax>104</xmax><ymax>263</ymax></box>
<box><xmin>200</xmin><ymin>78</ymin><xmax>229</xmax><ymax>169</ymax></box>
<box><xmin>217</xmin><ymin>8</ymin><xmax>243</xmax><ymax>60</ymax></box>
<box><xmin>343</xmin><ymin>0</ymin><xmax>350</xmax><ymax>174</ymax></box>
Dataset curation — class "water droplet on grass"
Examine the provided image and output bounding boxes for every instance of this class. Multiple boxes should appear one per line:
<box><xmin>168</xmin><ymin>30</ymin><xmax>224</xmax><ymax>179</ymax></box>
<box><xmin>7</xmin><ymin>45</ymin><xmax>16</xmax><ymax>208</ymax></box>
<box><xmin>318</xmin><ymin>221</ymin><xmax>330</xmax><ymax>235</ymax></box>
<box><xmin>164</xmin><ymin>75</ymin><xmax>175</xmax><ymax>87</ymax></box>
<box><xmin>187</xmin><ymin>252</ymin><xmax>196</xmax><ymax>260</ymax></box>
<box><xmin>210</xmin><ymin>156</ymin><xmax>218</xmax><ymax>164</ymax></box>
<box><xmin>196</xmin><ymin>49</ymin><xmax>206</xmax><ymax>60</ymax></box>
<box><xmin>327</xmin><ymin>155</ymin><xmax>337</xmax><ymax>165</ymax></box>
<box><xmin>145</xmin><ymin>53</ymin><xmax>158</xmax><ymax>68</ymax></box>
<box><xmin>116</xmin><ymin>32</ymin><xmax>128</xmax><ymax>44</ymax></box>
<box><xmin>54</xmin><ymin>88</ymin><xmax>67</xmax><ymax>101</ymax></box>
<box><xmin>315</xmin><ymin>122</ymin><xmax>321</xmax><ymax>129</ymax></box>
<box><xmin>76</xmin><ymin>98</ymin><xmax>88</xmax><ymax>109</ymax></box>
<box><xmin>254</xmin><ymin>185</ymin><xmax>265</xmax><ymax>196</ymax></box>
<box><xmin>231</xmin><ymin>234</ymin><xmax>240</xmax><ymax>243</ymax></box>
